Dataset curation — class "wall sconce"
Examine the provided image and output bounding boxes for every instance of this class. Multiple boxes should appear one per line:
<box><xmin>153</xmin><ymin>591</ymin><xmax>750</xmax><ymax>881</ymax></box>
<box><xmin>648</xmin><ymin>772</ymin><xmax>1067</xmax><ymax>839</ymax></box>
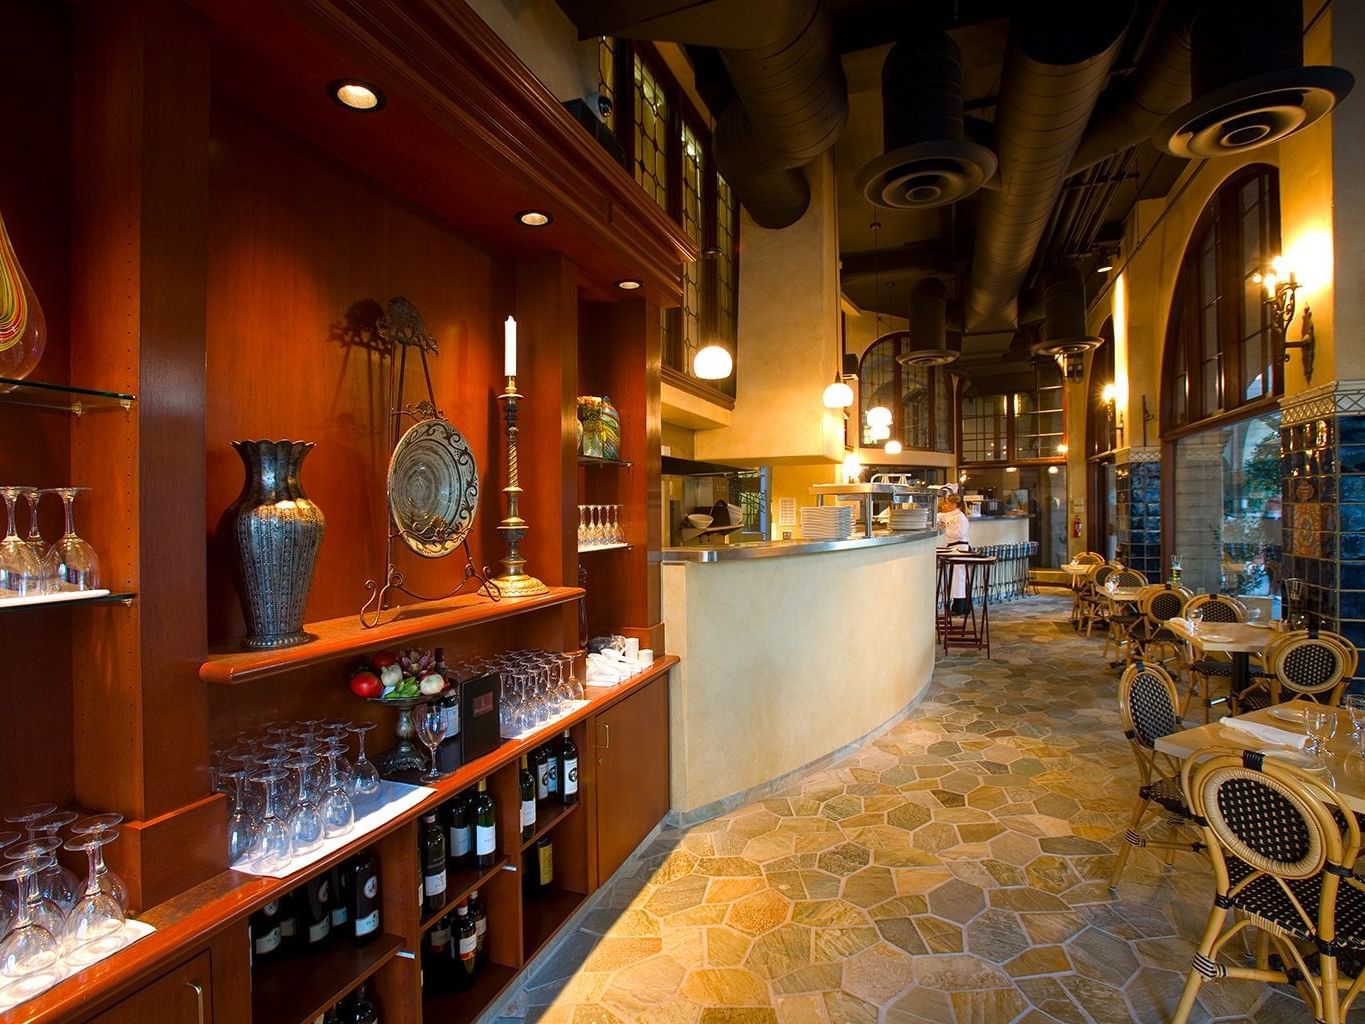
<box><xmin>1254</xmin><ymin>256</ymin><xmax>1314</xmax><ymax>381</ymax></box>
<box><xmin>1101</xmin><ymin>381</ymin><xmax>1126</xmax><ymax>448</ymax></box>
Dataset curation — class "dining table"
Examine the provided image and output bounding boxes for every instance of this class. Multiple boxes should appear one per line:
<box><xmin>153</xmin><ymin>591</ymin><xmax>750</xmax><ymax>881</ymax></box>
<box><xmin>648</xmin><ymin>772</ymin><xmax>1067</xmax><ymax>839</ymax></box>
<box><xmin>1166</xmin><ymin>618</ymin><xmax>1278</xmax><ymax>700</ymax></box>
<box><xmin>1156</xmin><ymin>703</ymin><xmax>1365</xmax><ymax>814</ymax></box>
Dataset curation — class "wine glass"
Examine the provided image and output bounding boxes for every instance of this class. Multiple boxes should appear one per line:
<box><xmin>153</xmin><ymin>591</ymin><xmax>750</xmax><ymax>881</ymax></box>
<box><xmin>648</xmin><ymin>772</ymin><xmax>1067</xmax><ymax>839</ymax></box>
<box><xmin>415</xmin><ymin>705</ymin><xmax>447</xmax><ymax>783</ymax></box>
<box><xmin>0</xmin><ymin>487</ymin><xmax>43</xmax><ymax>597</ymax></box>
<box><xmin>3</xmin><ymin>805</ymin><xmax>56</xmax><ymax>841</ymax></box>
<box><xmin>48</xmin><ymin>487</ymin><xmax>99</xmax><ymax>591</ymax></box>
<box><xmin>348</xmin><ymin>723</ymin><xmax>381</xmax><ymax>805</ymax></box>
<box><xmin>21</xmin><ymin>488</ymin><xmax>52</xmax><ymax>594</ymax></box>
<box><xmin>320</xmin><ymin>745</ymin><xmax>355</xmax><ymax>838</ymax></box>
<box><xmin>285</xmin><ymin>756</ymin><xmax>325</xmax><ymax>855</ymax></box>
<box><xmin>1305</xmin><ymin>707</ymin><xmax>1338</xmax><ymax>770</ymax></box>
<box><xmin>0</xmin><ymin>861</ymin><xmax>62</xmax><ymax>998</ymax></box>
<box><xmin>1189</xmin><ymin>607</ymin><xmax>1204</xmax><ymax>636</ymax></box>
<box><xmin>248</xmin><ymin>769</ymin><xmax>293</xmax><ymax>873</ymax></box>
<box><xmin>222</xmin><ymin>770</ymin><xmax>258</xmax><ymax>868</ymax></box>
<box><xmin>69</xmin><ymin>815</ymin><xmax>128</xmax><ymax>912</ymax></box>
<box><xmin>62</xmin><ymin>831</ymin><xmax>126</xmax><ymax>964</ymax></box>
<box><xmin>577</xmin><ymin>506</ymin><xmax>588</xmax><ymax>548</ymax></box>
<box><xmin>0</xmin><ymin>849</ymin><xmax>66</xmax><ymax>943</ymax></box>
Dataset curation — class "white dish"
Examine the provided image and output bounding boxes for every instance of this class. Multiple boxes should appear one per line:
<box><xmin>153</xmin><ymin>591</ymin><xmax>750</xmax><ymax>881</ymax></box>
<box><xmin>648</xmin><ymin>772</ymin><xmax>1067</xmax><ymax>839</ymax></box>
<box><xmin>1198</xmin><ymin>633</ymin><xmax>1233</xmax><ymax>643</ymax></box>
<box><xmin>1269</xmin><ymin>706</ymin><xmax>1306</xmax><ymax>723</ymax></box>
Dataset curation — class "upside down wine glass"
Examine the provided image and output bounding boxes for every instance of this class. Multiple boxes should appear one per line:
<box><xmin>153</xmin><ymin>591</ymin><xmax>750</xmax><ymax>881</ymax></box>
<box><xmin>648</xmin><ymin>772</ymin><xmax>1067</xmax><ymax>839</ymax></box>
<box><xmin>49</xmin><ymin>487</ymin><xmax>99</xmax><ymax>591</ymax></box>
<box><xmin>0</xmin><ymin>861</ymin><xmax>62</xmax><ymax>998</ymax></box>
<box><xmin>0</xmin><ymin>486</ymin><xmax>42</xmax><ymax>596</ymax></box>
<box><xmin>248</xmin><ymin>768</ymin><xmax>293</xmax><ymax>873</ymax></box>
<box><xmin>320</xmin><ymin>744</ymin><xmax>355</xmax><ymax>838</ymax></box>
<box><xmin>348</xmin><ymin>723</ymin><xmax>381</xmax><ymax>806</ymax></box>
<box><xmin>62</xmin><ymin>831</ymin><xmax>126</xmax><ymax>965</ymax></box>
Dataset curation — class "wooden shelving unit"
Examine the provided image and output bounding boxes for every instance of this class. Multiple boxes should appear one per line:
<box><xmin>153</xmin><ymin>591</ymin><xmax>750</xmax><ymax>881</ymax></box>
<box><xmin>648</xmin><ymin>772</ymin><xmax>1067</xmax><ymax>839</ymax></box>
<box><xmin>422</xmin><ymin>963</ymin><xmax>518</xmax><ymax>1024</ymax></box>
<box><xmin>200</xmin><ymin>587</ymin><xmax>584</xmax><ymax>685</ymax></box>
<box><xmin>522</xmin><ymin>888</ymin><xmax>586</xmax><ymax>960</ymax></box>
<box><xmin>250</xmin><ymin>932</ymin><xmax>403</xmax><ymax>1024</ymax></box>
<box><xmin>520</xmin><ymin>799</ymin><xmax>581</xmax><ymax>852</ymax></box>
<box><xmin>418</xmin><ymin>855</ymin><xmax>509</xmax><ymax>933</ymax></box>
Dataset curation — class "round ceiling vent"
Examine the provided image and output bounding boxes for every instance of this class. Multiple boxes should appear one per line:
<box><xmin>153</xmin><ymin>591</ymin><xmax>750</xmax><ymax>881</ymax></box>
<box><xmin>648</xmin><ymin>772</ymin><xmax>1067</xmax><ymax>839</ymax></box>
<box><xmin>1156</xmin><ymin>68</ymin><xmax>1352</xmax><ymax>158</ymax></box>
<box><xmin>857</xmin><ymin>141</ymin><xmax>998</xmax><ymax>210</ymax></box>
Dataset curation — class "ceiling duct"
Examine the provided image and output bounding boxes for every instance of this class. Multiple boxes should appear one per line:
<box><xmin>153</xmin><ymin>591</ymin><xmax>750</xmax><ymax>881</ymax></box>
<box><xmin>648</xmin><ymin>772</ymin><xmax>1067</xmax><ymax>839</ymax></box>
<box><xmin>856</xmin><ymin>32</ymin><xmax>997</xmax><ymax>210</ymax></box>
<box><xmin>896</xmin><ymin>278</ymin><xmax>961</xmax><ymax>367</ymax></box>
<box><xmin>1033</xmin><ymin>265</ymin><xmax>1103</xmax><ymax>357</ymax></box>
<box><xmin>965</xmin><ymin>2</ymin><xmax>1133</xmax><ymax>331</ymax></box>
<box><xmin>1070</xmin><ymin>4</ymin><xmax>1192</xmax><ymax>174</ymax></box>
<box><xmin>556</xmin><ymin>0</ymin><xmax>847</xmax><ymax>229</ymax></box>
<box><xmin>1156</xmin><ymin>0</ymin><xmax>1352</xmax><ymax>158</ymax></box>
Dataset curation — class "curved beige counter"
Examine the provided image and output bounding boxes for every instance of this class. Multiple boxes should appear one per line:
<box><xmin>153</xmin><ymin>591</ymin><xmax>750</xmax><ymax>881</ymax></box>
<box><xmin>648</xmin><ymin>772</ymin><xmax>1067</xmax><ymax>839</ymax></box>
<box><xmin>661</xmin><ymin>531</ymin><xmax>939</xmax><ymax>822</ymax></box>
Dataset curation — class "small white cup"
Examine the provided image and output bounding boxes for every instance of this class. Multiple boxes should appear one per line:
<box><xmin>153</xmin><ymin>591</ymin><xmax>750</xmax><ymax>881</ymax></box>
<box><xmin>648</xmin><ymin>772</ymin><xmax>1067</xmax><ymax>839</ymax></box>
<box><xmin>639</xmin><ymin>648</ymin><xmax>654</xmax><ymax>665</ymax></box>
<box><xmin>624</xmin><ymin>637</ymin><xmax>641</xmax><ymax>658</ymax></box>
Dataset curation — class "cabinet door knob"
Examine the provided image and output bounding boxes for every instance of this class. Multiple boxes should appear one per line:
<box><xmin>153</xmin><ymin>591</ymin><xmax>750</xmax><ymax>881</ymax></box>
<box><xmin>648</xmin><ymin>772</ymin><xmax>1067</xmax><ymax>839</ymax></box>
<box><xmin>186</xmin><ymin>981</ymin><xmax>205</xmax><ymax>1024</ymax></box>
<box><xmin>600</xmin><ymin>722</ymin><xmax>610</xmax><ymax>750</ymax></box>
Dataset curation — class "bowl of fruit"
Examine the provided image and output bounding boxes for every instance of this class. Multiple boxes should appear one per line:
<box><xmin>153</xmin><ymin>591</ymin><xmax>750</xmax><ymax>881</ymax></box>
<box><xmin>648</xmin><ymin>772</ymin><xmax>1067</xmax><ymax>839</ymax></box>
<box><xmin>348</xmin><ymin>649</ymin><xmax>451</xmax><ymax>774</ymax></box>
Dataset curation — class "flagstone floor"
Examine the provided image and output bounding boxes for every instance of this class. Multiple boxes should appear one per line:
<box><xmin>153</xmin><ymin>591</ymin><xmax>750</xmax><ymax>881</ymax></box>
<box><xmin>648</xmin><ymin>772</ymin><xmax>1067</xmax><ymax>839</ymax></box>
<box><xmin>492</xmin><ymin>595</ymin><xmax>1330</xmax><ymax>1024</ymax></box>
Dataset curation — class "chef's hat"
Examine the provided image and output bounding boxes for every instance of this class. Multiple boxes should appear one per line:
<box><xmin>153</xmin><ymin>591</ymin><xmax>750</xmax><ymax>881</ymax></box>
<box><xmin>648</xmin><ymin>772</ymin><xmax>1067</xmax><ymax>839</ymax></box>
<box><xmin>939</xmin><ymin>483</ymin><xmax>959</xmax><ymax>496</ymax></box>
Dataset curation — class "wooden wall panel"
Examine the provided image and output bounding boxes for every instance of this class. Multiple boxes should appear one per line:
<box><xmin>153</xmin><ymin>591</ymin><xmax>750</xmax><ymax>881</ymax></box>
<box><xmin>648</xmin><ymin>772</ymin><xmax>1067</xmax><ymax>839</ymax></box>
<box><xmin>203</xmin><ymin>102</ymin><xmax>510</xmax><ymax>644</ymax></box>
<box><xmin>0</xmin><ymin>0</ymin><xmax>74</xmax><ymax>812</ymax></box>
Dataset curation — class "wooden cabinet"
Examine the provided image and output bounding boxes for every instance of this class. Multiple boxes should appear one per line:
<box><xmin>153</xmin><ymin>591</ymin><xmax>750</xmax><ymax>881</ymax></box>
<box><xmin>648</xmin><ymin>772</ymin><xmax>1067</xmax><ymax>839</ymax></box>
<box><xmin>84</xmin><ymin>953</ymin><xmax>211</xmax><ymax>1024</ymax></box>
<box><xmin>591</xmin><ymin>674</ymin><xmax>670</xmax><ymax>883</ymax></box>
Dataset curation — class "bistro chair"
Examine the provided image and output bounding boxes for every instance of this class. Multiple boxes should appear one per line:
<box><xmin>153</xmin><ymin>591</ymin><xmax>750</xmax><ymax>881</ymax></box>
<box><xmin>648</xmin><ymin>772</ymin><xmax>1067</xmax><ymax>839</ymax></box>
<box><xmin>1178</xmin><ymin>594</ymin><xmax>1247</xmax><ymax>722</ymax></box>
<box><xmin>1069</xmin><ymin>554</ymin><xmax>1106</xmax><ymax>627</ymax></box>
<box><xmin>1171</xmin><ymin>750</ymin><xmax>1365</xmax><ymax>1024</ymax></box>
<box><xmin>1314</xmin><ymin>629</ymin><xmax>1362</xmax><ymax>680</ymax></box>
<box><xmin>1075</xmin><ymin>552</ymin><xmax>1106</xmax><ymax>565</ymax></box>
<box><xmin>1136</xmin><ymin>584</ymin><xmax>1193</xmax><ymax>667</ymax></box>
<box><xmin>1270</xmin><ymin>633</ymin><xmax>1351</xmax><ymax>707</ymax></box>
<box><xmin>1100</xmin><ymin>568</ymin><xmax>1150</xmax><ymax>663</ymax></box>
<box><xmin>1080</xmin><ymin>563</ymin><xmax>1117</xmax><ymax>636</ymax></box>
<box><xmin>1109</xmin><ymin>661</ymin><xmax>1205</xmax><ymax>890</ymax></box>
<box><xmin>1234</xmin><ymin>627</ymin><xmax>1301</xmax><ymax>713</ymax></box>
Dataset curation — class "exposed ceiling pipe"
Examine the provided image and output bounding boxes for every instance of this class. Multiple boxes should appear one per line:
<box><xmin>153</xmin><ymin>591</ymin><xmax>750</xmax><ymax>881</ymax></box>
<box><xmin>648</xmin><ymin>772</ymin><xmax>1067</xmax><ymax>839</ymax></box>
<box><xmin>964</xmin><ymin>2</ymin><xmax>1134</xmax><ymax>332</ymax></box>
<box><xmin>1155</xmin><ymin>0</ymin><xmax>1352</xmax><ymax>158</ymax></box>
<box><xmin>856</xmin><ymin>31</ymin><xmax>997</xmax><ymax>210</ymax></box>
<box><xmin>1069</xmin><ymin>2</ymin><xmax>1192</xmax><ymax>175</ymax></box>
<box><xmin>555</xmin><ymin>0</ymin><xmax>847</xmax><ymax>229</ymax></box>
<box><xmin>896</xmin><ymin>278</ymin><xmax>961</xmax><ymax>367</ymax></box>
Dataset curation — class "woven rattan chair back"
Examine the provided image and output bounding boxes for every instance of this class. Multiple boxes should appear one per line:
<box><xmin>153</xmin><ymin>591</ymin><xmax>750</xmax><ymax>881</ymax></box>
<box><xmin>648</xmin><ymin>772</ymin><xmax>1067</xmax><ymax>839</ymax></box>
<box><xmin>1075</xmin><ymin>552</ymin><xmax>1105</xmax><ymax>565</ymax></box>
<box><xmin>1118</xmin><ymin>662</ymin><xmax>1182</xmax><ymax>782</ymax></box>
<box><xmin>1109</xmin><ymin>568</ymin><xmax>1147</xmax><ymax>587</ymax></box>
<box><xmin>1313</xmin><ymin>629</ymin><xmax>1361</xmax><ymax>679</ymax></box>
<box><xmin>1143</xmin><ymin>585</ymin><xmax>1191</xmax><ymax>624</ymax></box>
<box><xmin>1090</xmin><ymin>564</ymin><xmax>1115</xmax><ymax>589</ymax></box>
<box><xmin>1272</xmin><ymin>635</ymin><xmax>1349</xmax><ymax>704</ymax></box>
<box><xmin>1184</xmin><ymin>594</ymin><xmax>1245</xmax><ymax>623</ymax></box>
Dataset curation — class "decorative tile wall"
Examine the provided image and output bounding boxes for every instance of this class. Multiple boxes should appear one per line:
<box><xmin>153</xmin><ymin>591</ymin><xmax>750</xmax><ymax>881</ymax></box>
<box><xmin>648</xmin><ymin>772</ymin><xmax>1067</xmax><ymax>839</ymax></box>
<box><xmin>1280</xmin><ymin>380</ymin><xmax>1365</xmax><ymax>677</ymax></box>
<box><xmin>1114</xmin><ymin>448</ymin><xmax>1161</xmax><ymax>579</ymax></box>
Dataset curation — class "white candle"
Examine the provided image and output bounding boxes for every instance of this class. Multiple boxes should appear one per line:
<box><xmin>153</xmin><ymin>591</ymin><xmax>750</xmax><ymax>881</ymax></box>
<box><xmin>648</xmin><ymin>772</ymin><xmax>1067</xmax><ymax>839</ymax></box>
<box><xmin>504</xmin><ymin>316</ymin><xmax>517</xmax><ymax>377</ymax></box>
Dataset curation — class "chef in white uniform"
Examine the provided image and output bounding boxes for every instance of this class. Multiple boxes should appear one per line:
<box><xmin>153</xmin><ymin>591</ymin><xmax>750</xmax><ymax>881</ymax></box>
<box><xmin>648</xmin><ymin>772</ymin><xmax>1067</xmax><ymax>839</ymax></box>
<box><xmin>938</xmin><ymin>485</ymin><xmax>972</xmax><ymax>613</ymax></box>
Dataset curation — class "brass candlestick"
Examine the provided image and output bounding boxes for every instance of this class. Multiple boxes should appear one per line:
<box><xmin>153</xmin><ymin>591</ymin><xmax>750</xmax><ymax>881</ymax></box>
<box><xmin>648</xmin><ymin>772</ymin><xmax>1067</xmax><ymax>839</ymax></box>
<box><xmin>491</xmin><ymin>376</ymin><xmax>548</xmax><ymax>597</ymax></box>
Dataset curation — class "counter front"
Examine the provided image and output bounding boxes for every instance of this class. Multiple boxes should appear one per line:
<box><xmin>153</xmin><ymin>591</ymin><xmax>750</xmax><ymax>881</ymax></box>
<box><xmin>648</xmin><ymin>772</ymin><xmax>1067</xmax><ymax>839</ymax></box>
<box><xmin>662</xmin><ymin>531</ymin><xmax>939</xmax><ymax>821</ymax></box>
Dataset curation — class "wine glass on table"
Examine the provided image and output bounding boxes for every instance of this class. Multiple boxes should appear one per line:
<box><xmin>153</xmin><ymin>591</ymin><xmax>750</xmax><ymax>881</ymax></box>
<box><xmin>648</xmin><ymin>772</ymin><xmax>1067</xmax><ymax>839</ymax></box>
<box><xmin>1305</xmin><ymin>706</ymin><xmax>1338</xmax><ymax>770</ymax></box>
<box><xmin>414</xmin><ymin>705</ymin><xmax>447</xmax><ymax>784</ymax></box>
<box><xmin>1345</xmin><ymin>694</ymin><xmax>1365</xmax><ymax>747</ymax></box>
<box><xmin>62</xmin><ymin>830</ymin><xmax>126</xmax><ymax>965</ymax></box>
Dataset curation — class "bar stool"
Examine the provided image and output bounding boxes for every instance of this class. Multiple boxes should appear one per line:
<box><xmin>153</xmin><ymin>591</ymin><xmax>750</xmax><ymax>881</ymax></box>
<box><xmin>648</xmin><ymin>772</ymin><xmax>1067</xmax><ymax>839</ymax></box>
<box><xmin>941</xmin><ymin>553</ymin><xmax>994</xmax><ymax>657</ymax></box>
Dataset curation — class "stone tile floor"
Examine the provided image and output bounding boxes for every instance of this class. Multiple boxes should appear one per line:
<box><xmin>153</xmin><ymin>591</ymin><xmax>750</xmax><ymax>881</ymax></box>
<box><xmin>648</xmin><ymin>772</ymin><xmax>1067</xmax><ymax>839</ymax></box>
<box><xmin>493</xmin><ymin>595</ymin><xmax>1338</xmax><ymax>1023</ymax></box>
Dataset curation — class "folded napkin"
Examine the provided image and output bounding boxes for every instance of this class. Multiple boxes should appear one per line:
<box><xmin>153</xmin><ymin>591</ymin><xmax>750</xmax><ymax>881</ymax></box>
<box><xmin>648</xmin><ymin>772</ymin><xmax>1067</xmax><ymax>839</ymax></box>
<box><xmin>1220</xmin><ymin>717</ymin><xmax>1308</xmax><ymax>751</ymax></box>
<box><xmin>1168</xmin><ymin>617</ymin><xmax>1191</xmax><ymax>632</ymax></box>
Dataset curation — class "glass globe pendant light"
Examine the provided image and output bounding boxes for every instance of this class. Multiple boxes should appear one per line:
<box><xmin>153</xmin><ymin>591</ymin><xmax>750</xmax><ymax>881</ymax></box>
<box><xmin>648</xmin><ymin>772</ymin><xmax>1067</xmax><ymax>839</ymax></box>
<box><xmin>693</xmin><ymin>343</ymin><xmax>733</xmax><ymax>380</ymax></box>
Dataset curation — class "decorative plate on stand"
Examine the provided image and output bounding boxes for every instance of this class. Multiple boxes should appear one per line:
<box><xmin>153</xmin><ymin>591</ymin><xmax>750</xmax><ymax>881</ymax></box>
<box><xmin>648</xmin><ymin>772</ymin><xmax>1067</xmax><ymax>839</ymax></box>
<box><xmin>387</xmin><ymin>417</ymin><xmax>479</xmax><ymax>558</ymax></box>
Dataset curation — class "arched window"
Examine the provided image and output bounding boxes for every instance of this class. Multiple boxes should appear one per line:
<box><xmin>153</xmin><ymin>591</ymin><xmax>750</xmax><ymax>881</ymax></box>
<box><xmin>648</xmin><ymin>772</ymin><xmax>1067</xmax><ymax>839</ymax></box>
<box><xmin>1162</xmin><ymin>165</ymin><xmax>1281</xmax><ymax>430</ymax></box>
<box><xmin>958</xmin><ymin>359</ymin><xmax>1065</xmax><ymax>463</ymax></box>
<box><xmin>858</xmin><ymin>335</ymin><xmax>954</xmax><ymax>452</ymax></box>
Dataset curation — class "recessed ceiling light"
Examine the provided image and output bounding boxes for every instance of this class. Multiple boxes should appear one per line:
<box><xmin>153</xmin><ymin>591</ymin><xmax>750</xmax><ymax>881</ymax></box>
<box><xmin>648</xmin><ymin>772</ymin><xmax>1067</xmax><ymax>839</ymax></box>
<box><xmin>517</xmin><ymin>210</ymin><xmax>552</xmax><ymax>227</ymax></box>
<box><xmin>1096</xmin><ymin>262</ymin><xmax>1114</xmax><ymax>273</ymax></box>
<box><xmin>616</xmin><ymin>279</ymin><xmax>642</xmax><ymax>290</ymax></box>
<box><xmin>329</xmin><ymin>80</ymin><xmax>385</xmax><ymax>112</ymax></box>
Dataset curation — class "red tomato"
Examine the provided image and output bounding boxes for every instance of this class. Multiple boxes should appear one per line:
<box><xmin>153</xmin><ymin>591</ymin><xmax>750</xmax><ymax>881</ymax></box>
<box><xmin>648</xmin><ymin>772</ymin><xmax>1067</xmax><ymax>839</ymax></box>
<box><xmin>369</xmin><ymin>651</ymin><xmax>398</xmax><ymax>671</ymax></box>
<box><xmin>349</xmin><ymin>671</ymin><xmax>382</xmax><ymax>698</ymax></box>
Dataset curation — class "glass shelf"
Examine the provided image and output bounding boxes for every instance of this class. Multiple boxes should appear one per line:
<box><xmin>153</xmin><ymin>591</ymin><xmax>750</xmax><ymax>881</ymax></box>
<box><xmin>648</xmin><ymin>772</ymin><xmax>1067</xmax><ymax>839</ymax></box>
<box><xmin>577</xmin><ymin>455</ymin><xmax>633</xmax><ymax>468</ymax></box>
<box><xmin>0</xmin><ymin>590</ymin><xmax>135</xmax><ymax>613</ymax></box>
<box><xmin>577</xmin><ymin>543</ymin><xmax>630</xmax><ymax>553</ymax></box>
<box><xmin>0</xmin><ymin>377</ymin><xmax>136</xmax><ymax>415</ymax></box>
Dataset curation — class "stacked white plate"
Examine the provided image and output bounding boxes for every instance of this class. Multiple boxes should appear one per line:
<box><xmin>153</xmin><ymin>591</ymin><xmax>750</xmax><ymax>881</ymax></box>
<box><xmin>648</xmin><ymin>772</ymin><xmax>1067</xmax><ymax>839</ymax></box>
<box><xmin>800</xmin><ymin>505</ymin><xmax>853</xmax><ymax>540</ymax></box>
<box><xmin>890</xmin><ymin>507</ymin><xmax>929</xmax><ymax>531</ymax></box>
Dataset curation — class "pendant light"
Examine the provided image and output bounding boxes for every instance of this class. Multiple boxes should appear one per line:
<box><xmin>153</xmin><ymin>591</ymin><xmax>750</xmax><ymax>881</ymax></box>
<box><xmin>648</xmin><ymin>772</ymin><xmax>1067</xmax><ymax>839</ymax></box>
<box><xmin>693</xmin><ymin>343</ymin><xmax>733</xmax><ymax>380</ymax></box>
<box><xmin>884</xmin><ymin>439</ymin><xmax>903</xmax><ymax>455</ymax></box>
<box><xmin>823</xmin><ymin>378</ymin><xmax>854</xmax><ymax>409</ymax></box>
<box><xmin>866</xmin><ymin>406</ymin><xmax>893</xmax><ymax>429</ymax></box>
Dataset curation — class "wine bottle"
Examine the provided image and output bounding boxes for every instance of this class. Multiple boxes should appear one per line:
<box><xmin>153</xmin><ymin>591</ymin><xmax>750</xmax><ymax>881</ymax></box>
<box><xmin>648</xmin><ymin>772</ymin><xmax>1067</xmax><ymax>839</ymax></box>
<box><xmin>421</xmin><ymin>811</ymin><xmax>448</xmax><ymax>916</ymax></box>
<box><xmin>534</xmin><ymin>836</ymin><xmax>554</xmax><ymax>892</ymax></box>
<box><xmin>558</xmin><ymin>729</ymin><xmax>579</xmax><ymax>805</ymax></box>
<box><xmin>301</xmin><ymin>874</ymin><xmax>333</xmax><ymax>949</ymax></box>
<box><xmin>250</xmin><ymin>899</ymin><xmax>283</xmax><ymax>965</ymax></box>
<box><xmin>348</xmin><ymin>850</ymin><xmax>381</xmax><ymax>946</ymax></box>
<box><xmin>423</xmin><ymin>913</ymin><xmax>452</xmax><ymax>995</ymax></box>
<box><xmin>277</xmin><ymin>889</ymin><xmax>300</xmax><ymax>953</ymax></box>
<box><xmin>544</xmin><ymin>743</ymin><xmax>560</xmax><ymax>799</ymax></box>
<box><xmin>453</xmin><ymin>900</ymin><xmax>477</xmax><ymax>990</ymax></box>
<box><xmin>519</xmin><ymin>755</ymin><xmax>536</xmax><ymax>840</ymax></box>
<box><xmin>446</xmin><ymin>795</ymin><xmax>473</xmax><ymax>870</ymax></box>
<box><xmin>342</xmin><ymin>982</ymin><xmax>380</xmax><ymax>1024</ymax></box>
<box><xmin>474</xmin><ymin>780</ymin><xmax>497</xmax><ymax>868</ymax></box>
<box><xmin>468</xmin><ymin>888</ymin><xmax>488</xmax><ymax>968</ymax></box>
<box><xmin>330</xmin><ymin>865</ymin><xmax>352</xmax><ymax>931</ymax></box>
<box><xmin>533</xmin><ymin>746</ymin><xmax>551</xmax><ymax>801</ymax></box>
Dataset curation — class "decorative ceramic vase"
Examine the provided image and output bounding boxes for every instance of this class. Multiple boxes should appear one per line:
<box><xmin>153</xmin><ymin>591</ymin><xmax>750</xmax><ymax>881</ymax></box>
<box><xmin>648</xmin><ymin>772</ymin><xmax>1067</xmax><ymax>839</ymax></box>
<box><xmin>227</xmin><ymin>440</ymin><xmax>326</xmax><ymax>649</ymax></box>
<box><xmin>577</xmin><ymin>396</ymin><xmax>622</xmax><ymax>460</ymax></box>
<box><xmin>0</xmin><ymin>207</ymin><xmax>46</xmax><ymax>384</ymax></box>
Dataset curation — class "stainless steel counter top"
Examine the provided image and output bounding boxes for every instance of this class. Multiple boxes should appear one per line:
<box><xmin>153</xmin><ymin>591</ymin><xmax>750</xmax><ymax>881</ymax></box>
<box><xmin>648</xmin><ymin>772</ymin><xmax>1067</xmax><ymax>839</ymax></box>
<box><xmin>661</xmin><ymin>529</ymin><xmax>939</xmax><ymax>563</ymax></box>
